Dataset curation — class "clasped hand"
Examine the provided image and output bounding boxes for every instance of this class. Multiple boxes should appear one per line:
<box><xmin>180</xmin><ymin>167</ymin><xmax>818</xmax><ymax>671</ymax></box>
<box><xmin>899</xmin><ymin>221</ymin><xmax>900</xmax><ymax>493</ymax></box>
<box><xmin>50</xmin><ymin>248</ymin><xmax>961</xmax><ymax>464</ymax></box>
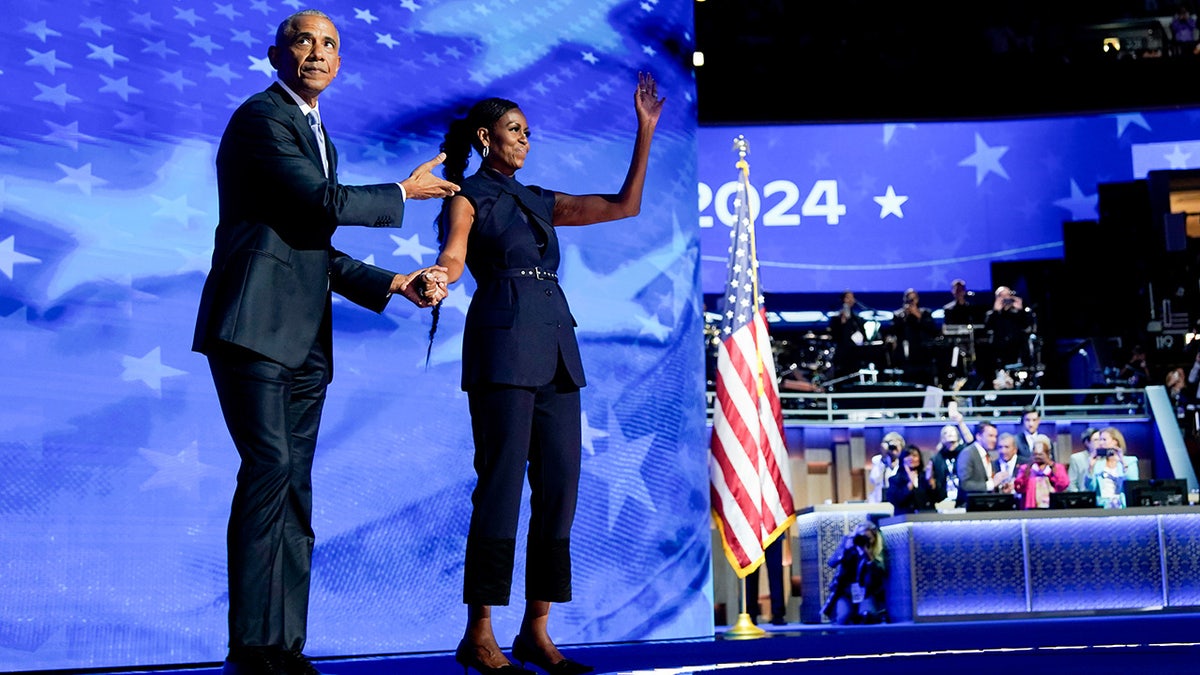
<box><xmin>392</xmin><ymin>265</ymin><xmax>449</xmax><ymax>308</ymax></box>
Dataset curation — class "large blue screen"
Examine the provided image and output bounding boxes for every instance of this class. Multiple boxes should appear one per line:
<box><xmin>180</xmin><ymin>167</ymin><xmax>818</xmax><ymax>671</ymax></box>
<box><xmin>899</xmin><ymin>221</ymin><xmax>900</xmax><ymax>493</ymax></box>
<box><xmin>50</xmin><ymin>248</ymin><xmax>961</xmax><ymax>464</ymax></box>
<box><xmin>0</xmin><ymin>1</ymin><xmax>708</xmax><ymax>671</ymax></box>
<box><xmin>697</xmin><ymin>113</ymin><xmax>1200</xmax><ymax>294</ymax></box>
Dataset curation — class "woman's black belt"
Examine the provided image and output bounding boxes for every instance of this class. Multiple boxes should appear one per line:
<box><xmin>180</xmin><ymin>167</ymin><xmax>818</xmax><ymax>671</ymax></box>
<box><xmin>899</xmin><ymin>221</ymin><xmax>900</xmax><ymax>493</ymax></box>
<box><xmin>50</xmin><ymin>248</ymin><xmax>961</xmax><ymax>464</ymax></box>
<box><xmin>493</xmin><ymin>267</ymin><xmax>559</xmax><ymax>281</ymax></box>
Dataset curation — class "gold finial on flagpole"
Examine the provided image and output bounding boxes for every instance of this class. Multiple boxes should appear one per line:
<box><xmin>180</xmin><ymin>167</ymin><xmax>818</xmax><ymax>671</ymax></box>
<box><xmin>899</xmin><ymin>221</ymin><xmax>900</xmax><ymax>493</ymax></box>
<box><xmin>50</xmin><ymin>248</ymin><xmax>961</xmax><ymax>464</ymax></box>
<box><xmin>732</xmin><ymin>134</ymin><xmax>750</xmax><ymax>175</ymax></box>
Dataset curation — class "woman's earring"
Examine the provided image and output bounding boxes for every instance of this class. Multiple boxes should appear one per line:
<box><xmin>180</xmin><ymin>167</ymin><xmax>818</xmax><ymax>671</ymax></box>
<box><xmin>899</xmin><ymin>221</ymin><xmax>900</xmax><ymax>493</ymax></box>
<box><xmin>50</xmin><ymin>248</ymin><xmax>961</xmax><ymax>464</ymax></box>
<box><xmin>481</xmin><ymin>145</ymin><xmax>490</xmax><ymax>158</ymax></box>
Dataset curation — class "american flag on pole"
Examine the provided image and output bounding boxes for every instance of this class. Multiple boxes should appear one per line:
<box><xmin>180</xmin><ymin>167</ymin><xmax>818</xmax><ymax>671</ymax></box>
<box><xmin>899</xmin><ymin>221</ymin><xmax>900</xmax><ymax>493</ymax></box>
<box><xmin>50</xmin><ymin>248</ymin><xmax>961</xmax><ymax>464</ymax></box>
<box><xmin>709</xmin><ymin>136</ymin><xmax>796</xmax><ymax>578</ymax></box>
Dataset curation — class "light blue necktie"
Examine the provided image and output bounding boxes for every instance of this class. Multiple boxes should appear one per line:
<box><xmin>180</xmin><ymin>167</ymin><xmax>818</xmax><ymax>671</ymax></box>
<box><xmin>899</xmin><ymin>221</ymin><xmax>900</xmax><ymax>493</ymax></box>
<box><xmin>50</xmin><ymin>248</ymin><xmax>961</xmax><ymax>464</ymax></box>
<box><xmin>306</xmin><ymin>110</ymin><xmax>329</xmax><ymax>177</ymax></box>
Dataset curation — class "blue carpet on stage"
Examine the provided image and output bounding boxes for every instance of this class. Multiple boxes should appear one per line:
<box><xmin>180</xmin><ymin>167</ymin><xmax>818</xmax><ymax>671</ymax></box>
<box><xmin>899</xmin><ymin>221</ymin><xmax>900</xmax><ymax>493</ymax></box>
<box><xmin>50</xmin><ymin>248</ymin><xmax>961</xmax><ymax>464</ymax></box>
<box><xmin>57</xmin><ymin>612</ymin><xmax>1200</xmax><ymax>675</ymax></box>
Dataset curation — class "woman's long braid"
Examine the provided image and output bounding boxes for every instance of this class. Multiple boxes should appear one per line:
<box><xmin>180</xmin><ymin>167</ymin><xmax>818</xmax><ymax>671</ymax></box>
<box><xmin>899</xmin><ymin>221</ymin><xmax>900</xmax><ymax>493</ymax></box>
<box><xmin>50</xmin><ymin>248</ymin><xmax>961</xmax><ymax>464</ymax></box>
<box><xmin>424</xmin><ymin>99</ymin><xmax>520</xmax><ymax>369</ymax></box>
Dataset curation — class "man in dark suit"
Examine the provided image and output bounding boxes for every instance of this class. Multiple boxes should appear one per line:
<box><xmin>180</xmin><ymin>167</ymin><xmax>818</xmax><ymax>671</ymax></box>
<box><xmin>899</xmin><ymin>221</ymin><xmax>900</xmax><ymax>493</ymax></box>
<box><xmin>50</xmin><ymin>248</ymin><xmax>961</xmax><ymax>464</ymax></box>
<box><xmin>956</xmin><ymin>421</ymin><xmax>998</xmax><ymax>507</ymax></box>
<box><xmin>1013</xmin><ymin>406</ymin><xmax>1040</xmax><ymax>461</ymax></box>
<box><xmin>993</xmin><ymin>432</ymin><xmax>1031</xmax><ymax>496</ymax></box>
<box><xmin>192</xmin><ymin>10</ymin><xmax>458</xmax><ymax>675</ymax></box>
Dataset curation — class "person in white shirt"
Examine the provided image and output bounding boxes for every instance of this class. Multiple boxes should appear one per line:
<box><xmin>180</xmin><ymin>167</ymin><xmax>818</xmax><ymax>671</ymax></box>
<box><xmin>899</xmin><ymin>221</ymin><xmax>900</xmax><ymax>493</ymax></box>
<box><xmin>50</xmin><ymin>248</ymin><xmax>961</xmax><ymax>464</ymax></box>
<box><xmin>1068</xmin><ymin>427</ymin><xmax>1100</xmax><ymax>492</ymax></box>
<box><xmin>867</xmin><ymin>432</ymin><xmax>904</xmax><ymax>503</ymax></box>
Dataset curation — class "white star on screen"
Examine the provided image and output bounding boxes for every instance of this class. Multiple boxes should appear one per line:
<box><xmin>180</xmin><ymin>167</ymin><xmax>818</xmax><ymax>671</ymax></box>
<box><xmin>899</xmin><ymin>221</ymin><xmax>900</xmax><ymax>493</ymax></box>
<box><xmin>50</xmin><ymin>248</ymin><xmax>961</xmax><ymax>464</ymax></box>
<box><xmin>138</xmin><ymin>441</ymin><xmax>224</xmax><ymax>493</ymax></box>
<box><xmin>1114</xmin><ymin>112</ymin><xmax>1151</xmax><ymax>137</ymax></box>
<box><xmin>121</xmin><ymin>347</ymin><xmax>188</xmax><ymax>394</ymax></box>
<box><xmin>958</xmin><ymin>132</ymin><xmax>1010</xmax><ymax>186</ymax></box>
<box><xmin>1052</xmin><ymin>179</ymin><xmax>1099</xmax><ymax>222</ymax></box>
<box><xmin>0</xmin><ymin>236</ymin><xmax>41</xmax><ymax>279</ymax></box>
<box><xmin>580</xmin><ymin>409</ymin><xmax>610</xmax><ymax>456</ymax></box>
<box><xmin>873</xmin><ymin>185</ymin><xmax>908</xmax><ymax>219</ymax></box>
<box><xmin>1165</xmin><ymin>144</ymin><xmax>1193</xmax><ymax>169</ymax></box>
<box><xmin>389</xmin><ymin>232</ymin><xmax>437</xmax><ymax>264</ymax></box>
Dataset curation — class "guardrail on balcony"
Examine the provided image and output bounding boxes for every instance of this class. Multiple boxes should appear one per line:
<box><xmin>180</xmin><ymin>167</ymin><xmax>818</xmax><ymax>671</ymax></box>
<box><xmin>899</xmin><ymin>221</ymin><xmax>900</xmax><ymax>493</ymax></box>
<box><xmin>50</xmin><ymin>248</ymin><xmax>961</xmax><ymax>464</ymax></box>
<box><xmin>705</xmin><ymin>387</ymin><xmax>1149</xmax><ymax>424</ymax></box>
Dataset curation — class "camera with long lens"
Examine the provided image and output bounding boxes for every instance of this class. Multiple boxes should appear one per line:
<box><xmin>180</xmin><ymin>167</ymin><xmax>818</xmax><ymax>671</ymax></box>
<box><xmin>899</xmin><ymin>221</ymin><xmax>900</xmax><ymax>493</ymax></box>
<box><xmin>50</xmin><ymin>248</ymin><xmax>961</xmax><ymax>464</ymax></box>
<box><xmin>853</xmin><ymin>533</ymin><xmax>871</xmax><ymax>547</ymax></box>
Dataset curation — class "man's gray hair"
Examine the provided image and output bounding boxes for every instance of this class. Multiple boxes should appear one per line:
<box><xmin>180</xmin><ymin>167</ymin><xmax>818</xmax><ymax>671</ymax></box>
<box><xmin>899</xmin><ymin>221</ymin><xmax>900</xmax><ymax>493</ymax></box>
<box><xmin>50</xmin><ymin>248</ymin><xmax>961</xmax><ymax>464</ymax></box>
<box><xmin>275</xmin><ymin>9</ymin><xmax>334</xmax><ymax>46</ymax></box>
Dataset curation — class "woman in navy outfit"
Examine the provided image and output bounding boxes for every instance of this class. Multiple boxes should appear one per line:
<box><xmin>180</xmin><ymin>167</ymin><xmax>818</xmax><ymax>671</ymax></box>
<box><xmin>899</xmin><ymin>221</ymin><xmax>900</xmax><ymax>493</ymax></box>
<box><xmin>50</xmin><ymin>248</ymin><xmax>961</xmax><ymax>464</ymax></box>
<box><xmin>431</xmin><ymin>73</ymin><xmax>664</xmax><ymax>675</ymax></box>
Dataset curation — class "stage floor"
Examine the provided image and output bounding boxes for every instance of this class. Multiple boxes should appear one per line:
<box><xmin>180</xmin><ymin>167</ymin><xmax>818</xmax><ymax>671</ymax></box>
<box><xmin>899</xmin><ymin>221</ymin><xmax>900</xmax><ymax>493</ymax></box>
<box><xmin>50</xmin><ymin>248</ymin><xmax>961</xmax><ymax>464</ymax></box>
<box><xmin>68</xmin><ymin>612</ymin><xmax>1200</xmax><ymax>675</ymax></box>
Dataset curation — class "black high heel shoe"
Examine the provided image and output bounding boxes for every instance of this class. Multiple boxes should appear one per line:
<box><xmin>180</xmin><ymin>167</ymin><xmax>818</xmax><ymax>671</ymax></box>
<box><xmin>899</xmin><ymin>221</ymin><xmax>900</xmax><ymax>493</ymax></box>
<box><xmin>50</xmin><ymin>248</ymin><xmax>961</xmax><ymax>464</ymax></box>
<box><xmin>455</xmin><ymin>640</ymin><xmax>533</xmax><ymax>675</ymax></box>
<box><xmin>511</xmin><ymin>634</ymin><xmax>594</xmax><ymax>675</ymax></box>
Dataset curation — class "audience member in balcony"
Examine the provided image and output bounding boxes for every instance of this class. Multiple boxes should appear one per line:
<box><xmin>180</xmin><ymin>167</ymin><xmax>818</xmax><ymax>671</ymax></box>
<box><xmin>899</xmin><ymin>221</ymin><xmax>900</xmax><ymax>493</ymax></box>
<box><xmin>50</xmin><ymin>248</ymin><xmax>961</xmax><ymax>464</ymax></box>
<box><xmin>930</xmin><ymin>405</ymin><xmax>973</xmax><ymax>506</ymax></box>
<box><xmin>956</xmin><ymin>421</ymin><xmax>999</xmax><ymax>506</ymax></box>
<box><xmin>1086</xmin><ymin>427</ymin><xmax>1139</xmax><ymax>508</ymax></box>
<box><xmin>1117</xmin><ymin>344</ymin><xmax>1152</xmax><ymax>388</ymax></box>
<box><xmin>1013</xmin><ymin>434</ymin><xmax>1069</xmax><ymax>509</ymax></box>
<box><xmin>828</xmin><ymin>289</ymin><xmax>867</xmax><ymax>378</ymax></box>
<box><xmin>1068</xmin><ymin>427</ymin><xmax>1101</xmax><ymax>492</ymax></box>
<box><xmin>1171</xmin><ymin>4</ymin><xmax>1199</xmax><ymax>55</ymax></box>
<box><xmin>822</xmin><ymin>522</ymin><xmax>887</xmax><ymax>625</ymax></box>
<box><xmin>942</xmin><ymin>278</ymin><xmax>981</xmax><ymax>326</ymax></box>
<box><xmin>884</xmin><ymin>288</ymin><xmax>937</xmax><ymax>385</ymax></box>
<box><xmin>1013</xmin><ymin>405</ymin><xmax>1040</xmax><ymax>460</ymax></box>
<box><xmin>982</xmin><ymin>286</ymin><xmax>1034</xmax><ymax>374</ymax></box>
<box><xmin>992</xmin><ymin>432</ymin><xmax>1029</xmax><ymax>496</ymax></box>
<box><xmin>867</xmin><ymin>432</ymin><xmax>904</xmax><ymax>503</ymax></box>
<box><xmin>887</xmin><ymin>445</ymin><xmax>934</xmax><ymax>515</ymax></box>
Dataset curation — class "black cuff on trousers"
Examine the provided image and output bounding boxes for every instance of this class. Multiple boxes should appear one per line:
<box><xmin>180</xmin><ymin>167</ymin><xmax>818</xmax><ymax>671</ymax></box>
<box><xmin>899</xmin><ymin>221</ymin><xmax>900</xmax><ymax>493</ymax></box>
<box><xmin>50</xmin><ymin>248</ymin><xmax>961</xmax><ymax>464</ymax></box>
<box><xmin>526</xmin><ymin>537</ymin><xmax>572</xmax><ymax>603</ymax></box>
<box><xmin>464</xmin><ymin>536</ymin><xmax>516</xmax><ymax>606</ymax></box>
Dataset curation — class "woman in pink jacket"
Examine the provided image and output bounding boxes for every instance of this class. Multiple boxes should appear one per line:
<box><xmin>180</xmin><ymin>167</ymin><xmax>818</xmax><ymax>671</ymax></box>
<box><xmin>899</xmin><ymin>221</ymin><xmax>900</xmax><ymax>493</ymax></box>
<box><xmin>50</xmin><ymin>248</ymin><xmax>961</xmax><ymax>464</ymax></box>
<box><xmin>1013</xmin><ymin>435</ymin><xmax>1069</xmax><ymax>509</ymax></box>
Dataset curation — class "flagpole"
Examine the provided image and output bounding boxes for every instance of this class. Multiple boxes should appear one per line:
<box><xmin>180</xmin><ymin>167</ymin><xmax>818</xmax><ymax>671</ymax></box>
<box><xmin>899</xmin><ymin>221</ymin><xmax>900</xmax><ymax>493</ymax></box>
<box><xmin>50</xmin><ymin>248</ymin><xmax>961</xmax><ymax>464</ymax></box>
<box><xmin>721</xmin><ymin>134</ymin><xmax>767</xmax><ymax>640</ymax></box>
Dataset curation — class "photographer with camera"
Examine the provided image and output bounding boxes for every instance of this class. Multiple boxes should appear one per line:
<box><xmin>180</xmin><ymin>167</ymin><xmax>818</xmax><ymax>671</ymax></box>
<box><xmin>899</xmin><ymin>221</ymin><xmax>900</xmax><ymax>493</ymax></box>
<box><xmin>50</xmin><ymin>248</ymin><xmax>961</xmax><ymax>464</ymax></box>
<box><xmin>867</xmin><ymin>432</ymin><xmax>905</xmax><ymax>503</ymax></box>
<box><xmin>982</xmin><ymin>286</ymin><xmax>1035</xmax><ymax>376</ymax></box>
<box><xmin>821</xmin><ymin>522</ymin><xmax>887</xmax><ymax>625</ymax></box>
<box><xmin>883</xmin><ymin>288</ymin><xmax>937</xmax><ymax>385</ymax></box>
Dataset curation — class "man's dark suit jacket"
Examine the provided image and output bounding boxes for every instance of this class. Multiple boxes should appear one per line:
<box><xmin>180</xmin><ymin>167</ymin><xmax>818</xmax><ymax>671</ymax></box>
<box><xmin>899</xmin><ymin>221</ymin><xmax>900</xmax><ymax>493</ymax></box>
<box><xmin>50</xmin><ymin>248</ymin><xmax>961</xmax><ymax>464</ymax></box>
<box><xmin>955</xmin><ymin>442</ymin><xmax>992</xmax><ymax>506</ymax></box>
<box><xmin>193</xmin><ymin>83</ymin><xmax>404</xmax><ymax>369</ymax></box>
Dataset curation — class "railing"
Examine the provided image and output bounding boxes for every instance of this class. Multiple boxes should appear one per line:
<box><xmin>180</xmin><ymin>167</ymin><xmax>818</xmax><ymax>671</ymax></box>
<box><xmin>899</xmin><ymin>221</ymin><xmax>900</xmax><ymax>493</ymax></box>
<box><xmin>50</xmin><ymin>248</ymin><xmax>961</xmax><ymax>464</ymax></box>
<box><xmin>705</xmin><ymin>387</ymin><xmax>1149</xmax><ymax>424</ymax></box>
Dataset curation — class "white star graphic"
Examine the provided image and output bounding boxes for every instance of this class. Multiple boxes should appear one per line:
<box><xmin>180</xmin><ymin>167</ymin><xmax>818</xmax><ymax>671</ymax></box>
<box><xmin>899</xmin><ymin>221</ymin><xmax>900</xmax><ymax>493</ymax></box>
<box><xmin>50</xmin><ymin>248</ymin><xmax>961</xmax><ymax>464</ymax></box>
<box><xmin>25</xmin><ymin>48</ymin><xmax>71</xmax><ymax>75</ymax></box>
<box><xmin>151</xmin><ymin>194</ymin><xmax>206</xmax><ymax>225</ymax></box>
<box><xmin>99</xmin><ymin>75</ymin><xmax>141</xmax><ymax>101</ymax></box>
<box><xmin>55</xmin><ymin>162</ymin><xmax>107</xmax><ymax>196</ymax></box>
<box><xmin>581</xmin><ymin>51</ymin><xmax>599</xmax><ymax>64</ymax></box>
<box><xmin>1052</xmin><ymin>179</ymin><xmax>1099</xmax><ymax>221</ymax></box>
<box><xmin>882</xmin><ymin>123</ymin><xmax>917</xmax><ymax>147</ymax></box>
<box><xmin>34</xmin><ymin>82</ymin><xmax>83</xmax><ymax>109</ymax></box>
<box><xmin>248</xmin><ymin>55</ymin><xmax>274</xmax><ymax>77</ymax></box>
<box><xmin>23</xmin><ymin>20</ymin><xmax>62</xmax><ymax>42</ymax></box>
<box><xmin>580</xmin><ymin>409</ymin><xmax>610</xmax><ymax>456</ymax></box>
<box><xmin>86</xmin><ymin>43</ymin><xmax>127</xmax><ymax>68</ymax></box>
<box><xmin>401</xmin><ymin>0</ymin><xmax>421</xmax><ymax>11</ymax></box>
<box><xmin>376</xmin><ymin>33</ymin><xmax>399</xmax><ymax>49</ymax></box>
<box><xmin>0</xmin><ymin>236</ymin><xmax>41</xmax><ymax>279</ymax></box>
<box><xmin>355</xmin><ymin>8</ymin><xmax>379</xmax><ymax>24</ymax></box>
<box><xmin>1114</xmin><ymin>113</ymin><xmax>1152</xmax><ymax>137</ymax></box>
<box><xmin>389</xmin><ymin>232</ymin><xmax>437</xmax><ymax>264</ymax></box>
<box><xmin>442</xmin><ymin>284</ymin><xmax>472</xmax><ymax>315</ymax></box>
<box><xmin>589</xmin><ymin>423</ymin><xmax>657</xmax><ymax>530</ymax></box>
<box><xmin>138</xmin><ymin>441</ymin><xmax>224</xmax><ymax>492</ymax></box>
<box><xmin>121</xmin><ymin>346</ymin><xmax>188</xmax><ymax>394</ymax></box>
<box><xmin>958</xmin><ymin>132</ymin><xmax>1010</xmax><ymax>186</ymax></box>
<box><xmin>873</xmin><ymin>185</ymin><xmax>908</xmax><ymax>219</ymax></box>
<box><xmin>43</xmin><ymin>121</ymin><xmax>96</xmax><ymax>151</ymax></box>
<box><xmin>1165</xmin><ymin>144</ymin><xmax>1193</xmax><ymax>169</ymax></box>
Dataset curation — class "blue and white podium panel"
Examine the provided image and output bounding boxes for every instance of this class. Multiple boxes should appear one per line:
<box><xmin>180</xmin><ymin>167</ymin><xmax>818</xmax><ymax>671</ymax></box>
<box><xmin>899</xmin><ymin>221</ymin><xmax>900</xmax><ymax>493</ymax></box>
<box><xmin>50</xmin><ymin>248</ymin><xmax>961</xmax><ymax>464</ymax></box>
<box><xmin>882</xmin><ymin>507</ymin><xmax>1200</xmax><ymax>622</ymax></box>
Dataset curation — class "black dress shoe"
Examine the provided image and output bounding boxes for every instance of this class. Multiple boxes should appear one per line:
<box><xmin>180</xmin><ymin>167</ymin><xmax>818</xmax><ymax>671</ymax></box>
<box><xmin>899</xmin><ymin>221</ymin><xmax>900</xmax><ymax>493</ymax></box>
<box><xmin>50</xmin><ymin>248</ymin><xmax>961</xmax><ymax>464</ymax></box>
<box><xmin>454</xmin><ymin>640</ymin><xmax>534</xmax><ymax>674</ymax></box>
<box><xmin>279</xmin><ymin>649</ymin><xmax>323</xmax><ymax>675</ymax></box>
<box><xmin>511</xmin><ymin>634</ymin><xmax>594</xmax><ymax>675</ymax></box>
<box><xmin>222</xmin><ymin>647</ymin><xmax>284</xmax><ymax>675</ymax></box>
